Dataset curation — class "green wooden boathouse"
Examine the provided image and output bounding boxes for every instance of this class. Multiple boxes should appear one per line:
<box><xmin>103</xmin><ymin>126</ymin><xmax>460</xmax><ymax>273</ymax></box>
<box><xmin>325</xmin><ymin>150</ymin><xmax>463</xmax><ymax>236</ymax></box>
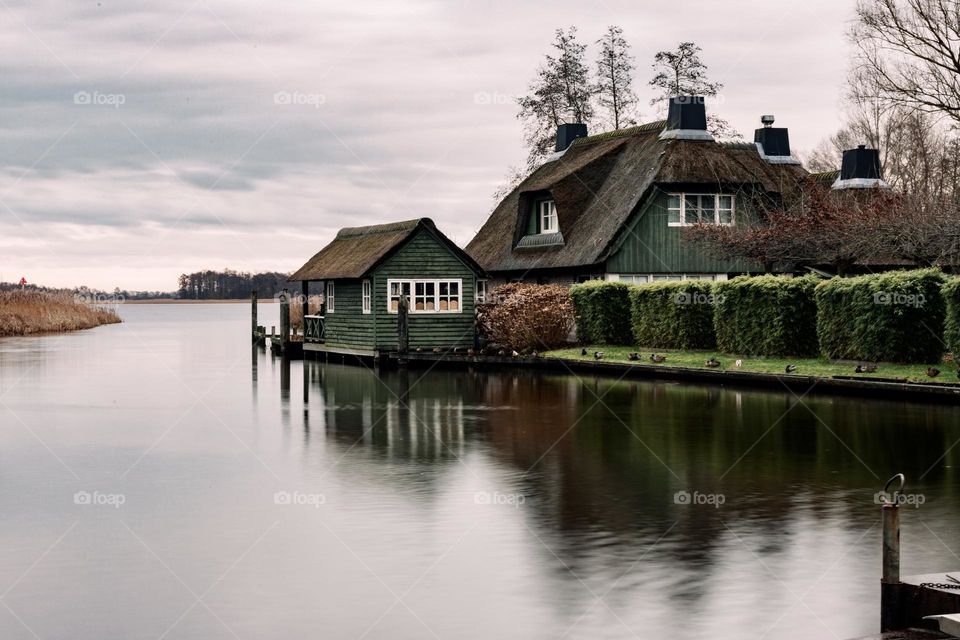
<box><xmin>289</xmin><ymin>218</ymin><xmax>485</xmax><ymax>358</ymax></box>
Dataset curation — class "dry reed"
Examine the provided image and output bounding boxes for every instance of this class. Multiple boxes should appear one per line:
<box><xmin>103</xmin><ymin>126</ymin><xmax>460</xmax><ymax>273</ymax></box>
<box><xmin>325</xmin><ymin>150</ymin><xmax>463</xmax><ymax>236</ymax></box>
<box><xmin>0</xmin><ymin>290</ymin><xmax>122</xmax><ymax>336</ymax></box>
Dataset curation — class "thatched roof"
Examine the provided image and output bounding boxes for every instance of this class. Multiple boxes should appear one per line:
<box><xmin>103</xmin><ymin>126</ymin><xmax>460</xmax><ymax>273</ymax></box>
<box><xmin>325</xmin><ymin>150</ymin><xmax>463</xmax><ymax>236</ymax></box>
<box><xmin>466</xmin><ymin>122</ymin><xmax>810</xmax><ymax>273</ymax></box>
<box><xmin>290</xmin><ymin>218</ymin><xmax>482</xmax><ymax>281</ymax></box>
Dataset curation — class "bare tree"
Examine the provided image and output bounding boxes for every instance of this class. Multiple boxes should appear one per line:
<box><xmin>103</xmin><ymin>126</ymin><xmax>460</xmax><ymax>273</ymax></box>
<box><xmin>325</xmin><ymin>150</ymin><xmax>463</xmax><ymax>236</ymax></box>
<box><xmin>517</xmin><ymin>27</ymin><xmax>594</xmax><ymax>165</ymax></box>
<box><xmin>685</xmin><ymin>180</ymin><xmax>960</xmax><ymax>273</ymax></box>
<box><xmin>852</xmin><ymin>0</ymin><xmax>960</xmax><ymax>125</ymax></box>
<box><xmin>595</xmin><ymin>26</ymin><xmax>638</xmax><ymax>130</ymax></box>
<box><xmin>648</xmin><ymin>42</ymin><xmax>740</xmax><ymax>139</ymax></box>
<box><xmin>806</xmin><ymin>93</ymin><xmax>960</xmax><ymax>200</ymax></box>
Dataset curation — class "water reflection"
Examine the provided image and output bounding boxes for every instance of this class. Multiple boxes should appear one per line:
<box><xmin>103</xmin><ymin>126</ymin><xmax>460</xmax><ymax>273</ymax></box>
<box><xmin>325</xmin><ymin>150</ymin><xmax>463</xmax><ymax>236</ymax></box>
<box><xmin>5</xmin><ymin>302</ymin><xmax>957</xmax><ymax>640</ymax></box>
<box><xmin>310</xmin><ymin>361</ymin><xmax>468</xmax><ymax>462</ymax></box>
<box><xmin>300</xmin><ymin>357</ymin><xmax>960</xmax><ymax>637</ymax></box>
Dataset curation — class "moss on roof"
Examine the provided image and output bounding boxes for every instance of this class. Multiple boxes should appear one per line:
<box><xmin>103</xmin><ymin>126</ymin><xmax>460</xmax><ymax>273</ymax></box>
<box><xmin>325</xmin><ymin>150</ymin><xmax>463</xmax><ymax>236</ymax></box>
<box><xmin>571</xmin><ymin>120</ymin><xmax>667</xmax><ymax>146</ymax></box>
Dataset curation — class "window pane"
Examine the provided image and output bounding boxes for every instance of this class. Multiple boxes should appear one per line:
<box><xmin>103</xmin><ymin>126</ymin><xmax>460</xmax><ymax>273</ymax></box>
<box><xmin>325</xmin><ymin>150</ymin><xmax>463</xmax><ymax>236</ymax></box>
<box><xmin>719</xmin><ymin>208</ymin><xmax>733</xmax><ymax>224</ymax></box>
<box><xmin>719</xmin><ymin>195</ymin><xmax>733</xmax><ymax>209</ymax></box>
<box><xmin>667</xmin><ymin>195</ymin><xmax>681</xmax><ymax>225</ymax></box>
<box><xmin>700</xmin><ymin>197</ymin><xmax>715</xmax><ymax>223</ymax></box>
<box><xmin>449</xmin><ymin>282</ymin><xmax>459</xmax><ymax>294</ymax></box>
<box><xmin>684</xmin><ymin>195</ymin><xmax>699</xmax><ymax>225</ymax></box>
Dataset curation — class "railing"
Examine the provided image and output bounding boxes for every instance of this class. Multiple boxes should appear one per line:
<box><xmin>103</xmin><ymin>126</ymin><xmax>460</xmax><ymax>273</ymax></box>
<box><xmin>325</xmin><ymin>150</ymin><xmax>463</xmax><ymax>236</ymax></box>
<box><xmin>304</xmin><ymin>315</ymin><xmax>325</xmax><ymax>343</ymax></box>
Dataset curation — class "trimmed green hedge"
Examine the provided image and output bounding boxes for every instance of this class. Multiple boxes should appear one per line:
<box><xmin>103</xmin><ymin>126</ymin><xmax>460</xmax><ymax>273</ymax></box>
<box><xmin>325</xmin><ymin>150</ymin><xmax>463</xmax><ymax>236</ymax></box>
<box><xmin>714</xmin><ymin>275</ymin><xmax>819</xmax><ymax>357</ymax></box>
<box><xmin>630</xmin><ymin>282</ymin><xmax>717</xmax><ymax>349</ymax></box>
<box><xmin>944</xmin><ymin>277</ymin><xmax>960</xmax><ymax>357</ymax></box>
<box><xmin>570</xmin><ymin>281</ymin><xmax>634</xmax><ymax>345</ymax></box>
<box><xmin>816</xmin><ymin>269</ymin><xmax>946</xmax><ymax>363</ymax></box>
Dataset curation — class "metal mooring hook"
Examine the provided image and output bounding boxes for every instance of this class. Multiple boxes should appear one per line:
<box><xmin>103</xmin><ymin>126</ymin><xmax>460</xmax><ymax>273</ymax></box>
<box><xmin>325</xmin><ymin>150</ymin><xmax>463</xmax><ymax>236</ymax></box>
<box><xmin>883</xmin><ymin>473</ymin><xmax>905</xmax><ymax>505</ymax></box>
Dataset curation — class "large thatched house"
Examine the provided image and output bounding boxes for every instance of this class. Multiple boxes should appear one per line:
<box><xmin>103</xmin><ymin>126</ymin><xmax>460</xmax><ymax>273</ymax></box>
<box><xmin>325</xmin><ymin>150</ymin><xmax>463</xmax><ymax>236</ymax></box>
<box><xmin>466</xmin><ymin>97</ymin><xmax>811</xmax><ymax>285</ymax></box>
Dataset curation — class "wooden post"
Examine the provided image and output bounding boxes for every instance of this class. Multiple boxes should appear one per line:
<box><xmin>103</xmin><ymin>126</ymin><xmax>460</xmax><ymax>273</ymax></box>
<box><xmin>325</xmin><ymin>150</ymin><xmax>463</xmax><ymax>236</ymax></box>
<box><xmin>397</xmin><ymin>294</ymin><xmax>409</xmax><ymax>360</ymax></box>
<box><xmin>301</xmin><ymin>281</ymin><xmax>309</xmax><ymax>335</ymax></box>
<box><xmin>280</xmin><ymin>289</ymin><xmax>290</xmax><ymax>352</ymax></box>
<box><xmin>881</xmin><ymin>474</ymin><xmax>904</xmax><ymax>632</ymax></box>
<box><xmin>251</xmin><ymin>290</ymin><xmax>258</xmax><ymax>341</ymax></box>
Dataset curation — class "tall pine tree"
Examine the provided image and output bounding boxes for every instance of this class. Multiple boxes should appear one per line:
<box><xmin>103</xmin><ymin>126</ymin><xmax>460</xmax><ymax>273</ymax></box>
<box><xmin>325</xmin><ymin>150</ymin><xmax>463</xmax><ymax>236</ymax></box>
<box><xmin>649</xmin><ymin>42</ymin><xmax>739</xmax><ymax>139</ymax></box>
<box><xmin>595</xmin><ymin>26</ymin><xmax>638</xmax><ymax>130</ymax></box>
<box><xmin>517</xmin><ymin>27</ymin><xmax>594</xmax><ymax>166</ymax></box>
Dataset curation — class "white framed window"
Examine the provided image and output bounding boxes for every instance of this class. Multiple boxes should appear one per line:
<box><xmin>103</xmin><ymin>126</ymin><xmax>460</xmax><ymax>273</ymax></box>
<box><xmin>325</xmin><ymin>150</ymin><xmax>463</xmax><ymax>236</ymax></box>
<box><xmin>388</xmin><ymin>281</ymin><xmax>411</xmax><ymax>312</ymax></box>
<box><xmin>387</xmin><ymin>279</ymin><xmax>462</xmax><ymax>314</ymax></box>
<box><xmin>325</xmin><ymin>281</ymin><xmax>335</xmax><ymax>313</ymax></box>
<box><xmin>667</xmin><ymin>193</ymin><xmax>735</xmax><ymax>227</ymax></box>
<box><xmin>539</xmin><ymin>200</ymin><xmax>558</xmax><ymax>234</ymax></box>
<box><xmin>607</xmin><ymin>273</ymin><xmax>728</xmax><ymax>283</ymax></box>
<box><xmin>414</xmin><ymin>281</ymin><xmax>436</xmax><ymax>311</ymax></box>
<box><xmin>362</xmin><ymin>280</ymin><xmax>371</xmax><ymax>314</ymax></box>
<box><xmin>717</xmin><ymin>195</ymin><xmax>734</xmax><ymax>224</ymax></box>
<box><xmin>610</xmin><ymin>274</ymin><xmax>651</xmax><ymax>284</ymax></box>
<box><xmin>475</xmin><ymin>279</ymin><xmax>487</xmax><ymax>303</ymax></box>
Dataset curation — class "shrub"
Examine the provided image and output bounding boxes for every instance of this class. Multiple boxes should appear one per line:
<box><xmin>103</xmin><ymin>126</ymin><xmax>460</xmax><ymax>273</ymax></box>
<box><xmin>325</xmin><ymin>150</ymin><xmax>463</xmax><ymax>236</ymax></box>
<box><xmin>714</xmin><ymin>275</ymin><xmax>819</xmax><ymax>357</ymax></box>
<box><xmin>478</xmin><ymin>283</ymin><xmax>574</xmax><ymax>352</ymax></box>
<box><xmin>816</xmin><ymin>268</ymin><xmax>946</xmax><ymax>363</ymax></box>
<box><xmin>629</xmin><ymin>282</ymin><xmax>717</xmax><ymax>349</ymax></box>
<box><xmin>569</xmin><ymin>281</ymin><xmax>634</xmax><ymax>345</ymax></box>
<box><xmin>944</xmin><ymin>277</ymin><xmax>960</xmax><ymax>357</ymax></box>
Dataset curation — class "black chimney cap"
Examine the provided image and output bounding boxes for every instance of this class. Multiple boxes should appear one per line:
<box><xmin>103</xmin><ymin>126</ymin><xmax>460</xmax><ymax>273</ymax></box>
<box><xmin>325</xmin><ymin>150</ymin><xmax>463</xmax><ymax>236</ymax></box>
<box><xmin>555</xmin><ymin>123</ymin><xmax>588</xmax><ymax>152</ymax></box>
<box><xmin>755</xmin><ymin>126</ymin><xmax>791</xmax><ymax>157</ymax></box>
<box><xmin>833</xmin><ymin>145</ymin><xmax>888</xmax><ymax>189</ymax></box>
<box><xmin>666</xmin><ymin>96</ymin><xmax>707</xmax><ymax>130</ymax></box>
<box><xmin>659</xmin><ymin>96</ymin><xmax>713</xmax><ymax>141</ymax></box>
<box><xmin>840</xmin><ymin>145</ymin><xmax>882</xmax><ymax>180</ymax></box>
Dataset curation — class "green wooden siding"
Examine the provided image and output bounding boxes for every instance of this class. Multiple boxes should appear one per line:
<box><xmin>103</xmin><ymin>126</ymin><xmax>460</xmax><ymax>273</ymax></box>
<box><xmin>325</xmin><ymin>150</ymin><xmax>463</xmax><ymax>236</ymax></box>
<box><xmin>372</xmin><ymin>229</ymin><xmax>477</xmax><ymax>350</ymax></box>
<box><xmin>605</xmin><ymin>189</ymin><xmax>763</xmax><ymax>274</ymax></box>
<box><xmin>319</xmin><ymin>228</ymin><xmax>479</xmax><ymax>352</ymax></box>
<box><xmin>322</xmin><ymin>280</ymin><xmax>375</xmax><ymax>349</ymax></box>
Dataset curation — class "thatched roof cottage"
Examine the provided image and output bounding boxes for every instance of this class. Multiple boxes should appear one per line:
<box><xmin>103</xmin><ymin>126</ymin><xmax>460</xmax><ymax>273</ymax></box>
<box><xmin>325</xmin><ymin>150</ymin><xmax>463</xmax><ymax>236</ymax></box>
<box><xmin>290</xmin><ymin>218</ymin><xmax>485</xmax><ymax>357</ymax></box>
<box><xmin>466</xmin><ymin>96</ymin><xmax>811</xmax><ymax>285</ymax></box>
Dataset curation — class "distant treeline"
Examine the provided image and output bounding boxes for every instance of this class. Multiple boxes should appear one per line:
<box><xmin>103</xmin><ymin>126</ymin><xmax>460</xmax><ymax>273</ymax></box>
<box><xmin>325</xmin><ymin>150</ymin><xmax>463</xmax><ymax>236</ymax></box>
<box><xmin>177</xmin><ymin>269</ymin><xmax>293</xmax><ymax>299</ymax></box>
<box><xmin>0</xmin><ymin>282</ymin><xmax>174</xmax><ymax>301</ymax></box>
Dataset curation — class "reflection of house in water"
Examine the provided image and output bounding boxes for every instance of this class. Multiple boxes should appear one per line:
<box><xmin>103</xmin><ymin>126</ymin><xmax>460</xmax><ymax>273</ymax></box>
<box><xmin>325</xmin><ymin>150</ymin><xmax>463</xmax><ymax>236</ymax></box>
<box><xmin>311</xmin><ymin>361</ymin><xmax>470</xmax><ymax>462</ymax></box>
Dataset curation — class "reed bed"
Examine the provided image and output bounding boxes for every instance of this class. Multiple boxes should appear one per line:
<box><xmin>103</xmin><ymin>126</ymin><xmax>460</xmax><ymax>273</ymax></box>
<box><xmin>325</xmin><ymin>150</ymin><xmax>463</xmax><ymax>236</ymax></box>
<box><xmin>289</xmin><ymin>296</ymin><xmax>322</xmax><ymax>331</ymax></box>
<box><xmin>0</xmin><ymin>290</ymin><xmax>121</xmax><ymax>336</ymax></box>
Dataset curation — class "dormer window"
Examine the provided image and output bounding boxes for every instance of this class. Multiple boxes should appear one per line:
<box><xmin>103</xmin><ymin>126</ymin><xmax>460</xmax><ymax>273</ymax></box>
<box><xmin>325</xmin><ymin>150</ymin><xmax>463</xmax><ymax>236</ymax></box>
<box><xmin>539</xmin><ymin>200</ymin><xmax>558</xmax><ymax>234</ymax></box>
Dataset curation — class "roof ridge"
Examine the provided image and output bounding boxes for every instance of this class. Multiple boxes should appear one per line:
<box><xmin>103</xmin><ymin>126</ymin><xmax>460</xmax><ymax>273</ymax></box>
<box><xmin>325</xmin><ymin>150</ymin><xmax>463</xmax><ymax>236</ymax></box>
<box><xmin>336</xmin><ymin>218</ymin><xmax>428</xmax><ymax>238</ymax></box>
<box><xmin>571</xmin><ymin>120</ymin><xmax>666</xmax><ymax>146</ymax></box>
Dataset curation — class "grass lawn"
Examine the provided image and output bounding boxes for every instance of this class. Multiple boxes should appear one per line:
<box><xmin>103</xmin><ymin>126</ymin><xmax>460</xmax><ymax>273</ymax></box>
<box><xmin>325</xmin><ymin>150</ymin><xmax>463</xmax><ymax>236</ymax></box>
<box><xmin>545</xmin><ymin>345</ymin><xmax>958</xmax><ymax>384</ymax></box>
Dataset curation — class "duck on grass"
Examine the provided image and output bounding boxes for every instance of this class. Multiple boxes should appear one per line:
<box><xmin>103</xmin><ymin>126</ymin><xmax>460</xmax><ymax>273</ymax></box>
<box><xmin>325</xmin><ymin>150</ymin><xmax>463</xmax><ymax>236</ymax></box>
<box><xmin>547</xmin><ymin>346</ymin><xmax>958</xmax><ymax>384</ymax></box>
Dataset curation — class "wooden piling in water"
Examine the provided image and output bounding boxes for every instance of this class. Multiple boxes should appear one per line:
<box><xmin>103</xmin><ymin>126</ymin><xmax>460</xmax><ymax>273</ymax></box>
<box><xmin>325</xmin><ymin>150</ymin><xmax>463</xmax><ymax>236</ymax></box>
<box><xmin>280</xmin><ymin>289</ymin><xmax>290</xmax><ymax>352</ymax></box>
<box><xmin>251</xmin><ymin>290</ymin><xmax>258</xmax><ymax>341</ymax></box>
<box><xmin>397</xmin><ymin>295</ymin><xmax>409</xmax><ymax>365</ymax></box>
<box><xmin>301</xmin><ymin>281</ymin><xmax>309</xmax><ymax>334</ymax></box>
<box><xmin>881</xmin><ymin>501</ymin><xmax>902</xmax><ymax>631</ymax></box>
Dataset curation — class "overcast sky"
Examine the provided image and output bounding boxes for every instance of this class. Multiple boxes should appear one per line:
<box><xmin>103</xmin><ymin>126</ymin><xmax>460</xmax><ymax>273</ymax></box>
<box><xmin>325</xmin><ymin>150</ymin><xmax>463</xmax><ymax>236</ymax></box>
<box><xmin>0</xmin><ymin>0</ymin><xmax>856</xmax><ymax>291</ymax></box>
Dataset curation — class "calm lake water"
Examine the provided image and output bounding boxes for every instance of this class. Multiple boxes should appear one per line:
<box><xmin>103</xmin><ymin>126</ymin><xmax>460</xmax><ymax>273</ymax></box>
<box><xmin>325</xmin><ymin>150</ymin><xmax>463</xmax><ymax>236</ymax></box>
<box><xmin>1</xmin><ymin>303</ymin><xmax>959</xmax><ymax>639</ymax></box>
